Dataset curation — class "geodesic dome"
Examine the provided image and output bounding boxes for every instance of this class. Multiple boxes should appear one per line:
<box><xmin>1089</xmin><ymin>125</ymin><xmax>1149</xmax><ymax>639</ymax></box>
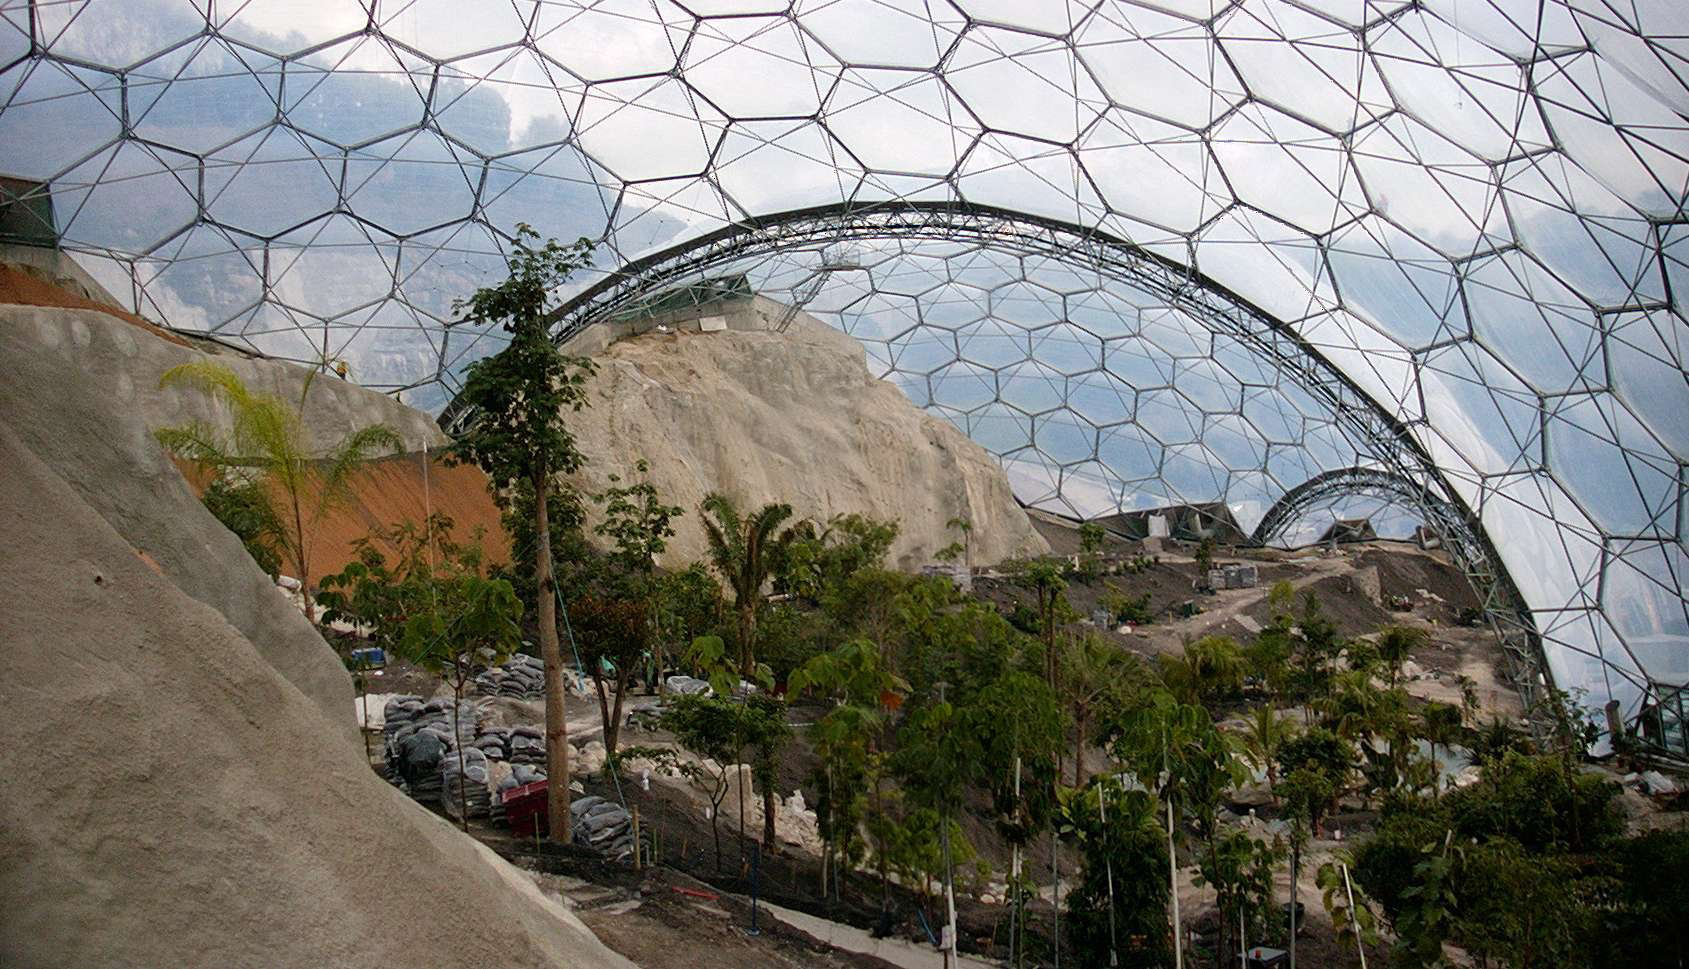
<box><xmin>1</xmin><ymin>0</ymin><xmax>1685</xmax><ymax>730</ymax></box>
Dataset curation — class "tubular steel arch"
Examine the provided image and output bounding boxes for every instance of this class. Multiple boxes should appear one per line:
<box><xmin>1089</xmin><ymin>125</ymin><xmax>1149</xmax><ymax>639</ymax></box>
<box><xmin>441</xmin><ymin>199</ymin><xmax>1552</xmax><ymax>722</ymax></box>
<box><xmin>1249</xmin><ymin>465</ymin><xmax>1473</xmax><ymax>550</ymax></box>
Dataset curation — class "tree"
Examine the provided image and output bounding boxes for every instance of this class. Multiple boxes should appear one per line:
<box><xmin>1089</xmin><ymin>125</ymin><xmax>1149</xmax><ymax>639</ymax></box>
<box><xmin>1194</xmin><ymin>535</ymin><xmax>1215</xmax><ymax>577</ymax></box>
<box><xmin>1017</xmin><ymin>558</ymin><xmax>1069</xmax><ymax>689</ymax></box>
<box><xmin>591</xmin><ymin>457</ymin><xmax>683</xmax><ymax>698</ymax></box>
<box><xmin>1058</xmin><ymin>781</ymin><xmax>1172</xmax><ymax>969</ymax></box>
<box><xmin>200</xmin><ymin>471</ymin><xmax>285</xmax><ymax>578</ymax></box>
<box><xmin>1060</xmin><ymin>631</ymin><xmax>1136</xmax><ymax>787</ymax></box>
<box><xmin>448</xmin><ymin>222</ymin><xmax>597</xmax><ymax>844</ymax></box>
<box><xmin>659</xmin><ymin>692</ymin><xmax>746</xmax><ymax>872</ymax></box>
<box><xmin>698</xmin><ymin>493</ymin><xmax>799</xmax><ymax>674</ymax></box>
<box><xmin>1077</xmin><ymin>521</ymin><xmax>1106</xmax><ymax>581</ymax></box>
<box><xmin>571</xmin><ymin>594</ymin><xmax>650</xmax><ymax>759</ymax></box>
<box><xmin>1238</xmin><ymin>703</ymin><xmax>1296</xmax><ymax>804</ymax></box>
<box><xmin>944</xmin><ymin>515</ymin><xmax>974</xmax><ymax>571</ymax></box>
<box><xmin>400</xmin><ymin>573</ymin><xmax>523</xmax><ymax>829</ymax></box>
<box><xmin>1376</xmin><ymin>625</ymin><xmax>1429</xmax><ymax>688</ymax></box>
<box><xmin>790</xmin><ymin>638</ymin><xmax>909</xmax><ymax>877</ymax></box>
<box><xmin>154</xmin><ymin>360</ymin><xmax>402</xmax><ymax>617</ymax></box>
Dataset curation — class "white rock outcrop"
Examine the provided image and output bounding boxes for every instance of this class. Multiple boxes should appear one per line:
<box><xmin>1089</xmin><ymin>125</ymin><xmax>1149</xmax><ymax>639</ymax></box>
<box><xmin>565</xmin><ymin>309</ymin><xmax>1048</xmax><ymax>569</ymax></box>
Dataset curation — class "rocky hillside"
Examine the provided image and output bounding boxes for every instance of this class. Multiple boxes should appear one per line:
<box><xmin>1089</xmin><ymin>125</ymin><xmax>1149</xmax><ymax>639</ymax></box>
<box><xmin>0</xmin><ymin>302</ymin><xmax>634</xmax><ymax>967</ymax></box>
<box><xmin>565</xmin><ymin>310</ymin><xmax>1048</xmax><ymax>569</ymax></box>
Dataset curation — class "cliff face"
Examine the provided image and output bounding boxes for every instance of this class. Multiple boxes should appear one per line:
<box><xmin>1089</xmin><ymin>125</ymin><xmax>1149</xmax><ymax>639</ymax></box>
<box><xmin>0</xmin><ymin>300</ymin><xmax>635</xmax><ymax>968</ymax></box>
<box><xmin>564</xmin><ymin>311</ymin><xmax>1048</xmax><ymax>569</ymax></box>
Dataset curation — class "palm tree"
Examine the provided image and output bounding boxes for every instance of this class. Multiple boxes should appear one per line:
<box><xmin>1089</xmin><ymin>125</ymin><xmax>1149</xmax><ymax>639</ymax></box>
<box><xmin>1375</xmin><ymin>625</ymin><xmax>1429</xmax><ymax>687</ymax></box>
<box><xmin>699</xmin><ymin>493</ymin><xmax>798</xmax><ymax>674</ymax></box>
<box><xmin>1239</xmin><ymin>704</ymin><xmax>1297</xmax><ymax>803</ymax></box>
<box><xmin>155</xmin><ymin>360</ymin><xmax>402</xmax><ymax>618</ymax></box>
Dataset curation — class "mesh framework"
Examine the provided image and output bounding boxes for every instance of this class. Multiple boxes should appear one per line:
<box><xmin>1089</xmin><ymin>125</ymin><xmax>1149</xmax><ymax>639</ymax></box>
<box><xmin>0</xmin><ymin>0</ymin><xmax>1685</xmax><ymax>727</ymax></box>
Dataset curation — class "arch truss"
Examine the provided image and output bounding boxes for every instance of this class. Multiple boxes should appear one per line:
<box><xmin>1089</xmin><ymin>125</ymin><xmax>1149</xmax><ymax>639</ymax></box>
<box><xmin>443</xmin><ymin>199</ymin><xmax>1553</xmax><ymax>726</ymax></box>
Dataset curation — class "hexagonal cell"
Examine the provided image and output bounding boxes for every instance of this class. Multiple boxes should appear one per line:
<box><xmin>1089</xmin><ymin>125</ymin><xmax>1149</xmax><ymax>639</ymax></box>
<box><xmin>344</xmin><ymin>130</ymin><xmax>479</xmax><ymax>236</ymax></box>
<box><xmin>946</xmin><ymin>26</ymin><xmax>1105</xmax><ymax>145</ymax></box>
<box><xmin>1073</xmin><ymin>4</ymin><xmax>1242</xmax><ymax>130</ymax></box>
<box><xmin>0</xmin><ymin>60</ymin><xmax>122</xmax><ymax>180</ymax></box>
<box><xmin>268</xmin><ymin>214</ymin><xmax>399</xmax><ymax>319</ymax></box>
<box><xmin>59</xmin><ymin>141</ymin><xmax>199</xmax><ymax>253</ymax></box>
<box><xmin>1501</xmin><ymin>154</ymin><xmax>1664</xmax><ymax>309</ymax></box>
<box><xmin>1325</xmin><ymin>216</ymin><xmax>1468</xmax><ymax>348</ymax></box>
<box><xmin>434</xmin><ymin>48</ymin><xmax>583</xmax><ymax>157</ymax></box>
<box><xmin>1210</xmin><ymin>103</ymin><xmax>1364</xmax><ymax>236</ymax></box>
<box><xmin>575</xmin><ymin>76</ymin><xmax>726</xmax><ymax>183</ymax></box>
<box><xmin>1347</xmin><ymin>113</ymin><xmax>1503</xmax><ymax>256</ymax></box>
<box><xmin>130</xmin><ymin>39</ymin><xmax>280</xmax><ymax>155</ymax></box>
<box><xmin>375</xmin><ymin>0</ymin><xmax>531</xmax><ymax>63</ymax></box>
<box><xmin>1545</xmin><ymin>395</ymin><xmax>1679</xmax><ymax>538</ymax></box>
<box><xmin>1033</xmin><ymin>412</ymin><xmax>1099</xmax><ymax>466</ymax></box>
<box><xmin>1463</xmin><ymin>250</ymin><xmax>1605</xmax><ymax>396</ymax></box>
<box><xmin>929</xmin><ymin>361</ymin><xmax>1000</xmax><ymax>412</ymax></box>
<box><xmin>1065</xmin><ymin>370</ymin><xmax>1133</xmax><ymax>426</ymax></box>
<box><xmin>826</xmin><ymin>69</ymin><xmax>974</xmax><ymax>176</ymax></box>
<box><xmin>714</xmin><ymin>121</ymin><xmax>862</xmax><ymax>213</ymax></box>
<box><xmin>217</xmin><ymin>0</ymin><xmax>368</xmax><ymax>55</ymax></box>
<box><xmin>284</xmin><ymin>37</ymin><xmax>430</xmax><ymax>146</ymax></box>
<box><xmin>683</xmin><ymin>16</ymin><xmax>837</xmax><ymax>120</ymax></box>
<box><xmin>478</xmin><ymin>143</ymin><xmax>616</xmax><ymax>246</ymax></box>
<box><xmin>141</xmin><ymin>224</ymin><xmax>265</xmax><ymax>330</ymax></box>
<box><xmin>800</xmin><ymin>0</ymin><xmax>962</xmax><ymax>69</ymax></box>
<box><xmin>1078</xmin><ymin>112</ymin><xmax>1225</xmax><ymax>234</ymax></box>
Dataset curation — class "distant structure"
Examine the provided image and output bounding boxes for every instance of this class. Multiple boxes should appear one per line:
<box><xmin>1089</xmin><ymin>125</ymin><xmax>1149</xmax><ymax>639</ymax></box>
<box><xmin>1318</xmin><ymin>518</ymin><xmax>1378</xmax><ymax>545</ymax></box>
<box><xmin>1099</xmin><ymin>502</ymin><xmax>1248</xmax><ymax>546</ymax></box>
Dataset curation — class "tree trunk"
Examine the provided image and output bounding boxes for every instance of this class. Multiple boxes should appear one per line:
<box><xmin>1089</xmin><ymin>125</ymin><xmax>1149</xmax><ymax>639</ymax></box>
<box><xmin>738</xmin><ymin>600</ymin><xmax>756</xmax><ymax>675</ymax></box>
<box><xmin>535</xmin><ymin>469</ymin><xmax>571</xmax><ymax>844</ymax></box>
<box><xmin>452</xmin><ymin>678</ymin><xmax>470</xmax><ymax>832</ymax></box>
<box><xmin>1073</xmin><ymin>703</ymin><xmax>1088</xmax><ymax>788</ymax></box>
<box><xmin>593</xmin><ymin>673</ymin><xmax>612</xmax><ymax>757</ymax></box>
<box><xmin>762</xmin><ymin>783</ymin><xmax>778</xmax><ymax>852</ymax></box>
<box><xmin>290</xmin><ymin>488</ymin><xmax>312</xmax><ymax>622</ymax></box>
<box><xmin>606</xmin><ymin>668</ymin><xmax>631</xmax><ymax>758</ymax></box>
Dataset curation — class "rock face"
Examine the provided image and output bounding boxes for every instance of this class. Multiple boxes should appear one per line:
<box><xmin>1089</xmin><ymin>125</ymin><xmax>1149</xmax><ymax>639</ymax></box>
<box><xmin>0</xmin><ymin>417</ymin><xmax>635</xmax><ymax>969</ymax></box>
<box><xmin>564</xmin><ymin>305</ymin><xmax>1048</xmax><ymax>569</ymax></box>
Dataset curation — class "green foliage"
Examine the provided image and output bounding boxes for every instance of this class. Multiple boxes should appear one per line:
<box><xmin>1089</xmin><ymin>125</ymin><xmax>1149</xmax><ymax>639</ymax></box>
<box><xmin>1057</xmin><ymin>782</ymin><xmax>1171</xmax><ymax>969</ymax></box>
<box><xmin>1237</xmin><ymin>704</ymin><xmax>1297</xmax><ymax>800</ymax></box>
<box><xmin>492</xmin><ymin>478</ymin><xmax>592</xmax><ymax>610</ymax></box>
<box><xmin>447</xmin><ymin>224</ymin><xmax>597</xmax><ymax>492</ymax></box>
<box><xmin>592</xmin><ymin>458</ymin><xmax>683</xmax><ymax>586</ymax></box>
<box><xmin>1354</xmin><ymin>752</ymin><xmax>1634</xmax><ymax>968</ymax></box>
<box><xmin>318</xmin><ymin>512</ymin><xmax>487</xmax><ymax>651</ymax></box>
<box><xmin>571</xmin><ymin>594</ymin><xmax>651</xmax><ymax>756</ymax></box>
<box><xmin>154</xmin><ymin>360</ymin><xmax>402</xmax><ymax>601</ymax></box>
<box><xmin>655</xmin><ymin>563</ymin><xmax>723</xmax><ymax>658</ymax></box>
<box><xmin>779</xmin><ymin>512</ymin><xmax>898</xmax><ymax>602</ymax></box>
<box><xmin>200</xmin><ymin>471</ymin><xmax>284</xmax><ymax>577</ymax></box>
<box><xmin>967</xmin><ymin>670</ymin><xmax>1065</xmax><ymax>840</ymax></box>
<box><xmin>1193</xmin><ymin>828</ymin><xmax>1282</xmax><ymax>960</ymax></box>
<box><xmin>1194</xmin><ymin>535</ymin><xmax>1215</xmax><ymax>576</ymax></box>
<box><xmin>1158</xmin><ymin>634</ymin><xmax>1245</xmax><ymax>704</ymax></box>
<box><xmin>1376</xmin><ymin>625</ymin><xmax>1430</xmax><ymax>685</ymax></box>
<box><xmin>699</xmin><ymin>492</ymin><xmax>799</xmax><ymax>674</ymax></box>
<box><xmin>659</xmin><ymin>692</ymin><xmax>744</xmax><ymax>869</ymax></box>
<box><xmin>1099</xmin><ymin>585</ymin><xmax>1154</xmax><ymax>625</ymax></box>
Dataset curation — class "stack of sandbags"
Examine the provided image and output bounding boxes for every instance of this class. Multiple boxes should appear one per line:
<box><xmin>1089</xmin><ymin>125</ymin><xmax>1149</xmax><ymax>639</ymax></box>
<box><xmin>472</xmin><ymin>727</ymin><xmax>511</xmax><ymax>762</ymax></box>
<box><xmin>396</xmin><ymin>728</ymin><xmax>449</xmax><ymax>801</ymax></box>
<box><xmin>474</xmin><ymin>653</ymin><xmax>546</xmax><ymax>699</ymax></box>
<box><xmin>570</xmin><ymin>795</ymin><xmax>639</xmax><ymax>863</ymax></box>
<box><xmin>439</xmin><ymin>746</ymin><xmax>492</xmax><ymax>821</ymax></box>
<box><xmin>381</xmin><ymin>695</ymin><xmax>426</xmax><ymax>753</ymax></box>
<box><xmin>508</xmin><ymin>725</ymin><xmax>546</xmax><ymax>767</ymax></box>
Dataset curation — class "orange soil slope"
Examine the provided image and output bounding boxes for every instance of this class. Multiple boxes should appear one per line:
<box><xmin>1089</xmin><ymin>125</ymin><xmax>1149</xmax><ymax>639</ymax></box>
<box><xmin>182</xmin><ymin>452</ymin><xmax>512</xmax><ymax>580</ymax></box>
<box><xmin>0</xmin><ymin>263</ymin><xmax>194</xmax><ymax>348</ymax></box>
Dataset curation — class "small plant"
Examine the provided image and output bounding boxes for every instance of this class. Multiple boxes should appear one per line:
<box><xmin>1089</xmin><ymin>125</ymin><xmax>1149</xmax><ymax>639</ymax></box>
<box><xmin>199</xmin><ymin>470</ymin><xmax>284</xmax><ymax>578</ymax></box>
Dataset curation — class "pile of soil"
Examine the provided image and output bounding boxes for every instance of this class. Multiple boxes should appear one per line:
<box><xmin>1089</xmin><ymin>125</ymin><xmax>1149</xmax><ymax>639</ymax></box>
<box><xmin>0</xmin><ymin>419</ymin><xmax>635</xmax><ymax>968</ymax></box>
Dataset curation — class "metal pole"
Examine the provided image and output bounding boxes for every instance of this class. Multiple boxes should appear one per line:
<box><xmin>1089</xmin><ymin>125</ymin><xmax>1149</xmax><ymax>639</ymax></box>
<box><xmin>1342</xmin><ymin>862</ymin><xmax>1367</xmax><ymax>969</ymax></box>
<box><xmin>942</xmin><ymin>813</ymin><xmax>956</xmax><ymax>969</ymax></box>
<box><xmin>750</xmin><ymin>840</ymin><xmax>761</xmax><ymax>936</ymax></box>
<box><xmin>1288</xmin><ymin>843</ymin><xmax>1297</xmax><ymax>969</ymax></box>
<box><xmin>1011</xmin><ymin>755</ymin><xmax>1022</xmax><ymax>969</ymax></box>
<box><xmin>1101</xmin><ymin>781</ymin><xmax>1118</xmax><ymax>967</ymax></box>
<box><xmin>1169</xmin><ymin>796</ymin><xmax>1183</xmax><ymax>969</ymax></box>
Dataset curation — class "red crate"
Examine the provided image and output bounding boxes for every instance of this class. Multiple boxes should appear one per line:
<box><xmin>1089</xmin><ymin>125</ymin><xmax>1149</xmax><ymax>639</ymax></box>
<box><xmin>501</xmin><ymin>780</ymin><xmax>549</xmax><ymax>837</ymax></box>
